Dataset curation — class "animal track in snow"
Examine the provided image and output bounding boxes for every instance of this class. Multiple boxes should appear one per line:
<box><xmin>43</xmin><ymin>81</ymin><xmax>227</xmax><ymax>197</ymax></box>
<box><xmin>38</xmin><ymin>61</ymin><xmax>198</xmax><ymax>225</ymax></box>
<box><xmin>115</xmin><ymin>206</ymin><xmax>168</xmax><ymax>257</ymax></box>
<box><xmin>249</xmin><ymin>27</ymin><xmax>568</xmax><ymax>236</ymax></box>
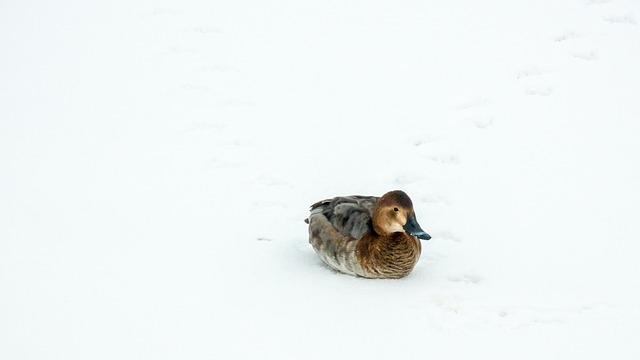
<box><xmin>516</xmin><ymin>67</ymin><xmax>550</xmax><ymax>79</ymax></box>
<box><xmin>419</xmin><ymin>194</ymin><xmax>451</xmax><ymax>206</ymax></box>
<box><xmin>165</xmin><ymin>47</ymin><xmax>197</xmax><ymax>55</ymax></box>
<box><xmin>426</xmin><ymin>153</ymin><xmax>459</xmax><ymax>164</ymax></box>
<box><xmin>572</xmin><ymin>50</ymin><xmax>599</xmax><ymax>61</ymax></box>
<box><xmin>455</xmin><ymin>99</ymin><xmax>493</xmax><ymax>129</ymax></box>
<box><xmin>148</xmin><ymin>8</ymin><xmax>179</xmax><ymax>16</ymax></box>
<box><xmin>214</xmin><ymin>99</ymin><xmax>253</xmax><ymax>107</ymax></box>
<box><xmin>199</xmin><ymin>64</ymin><xmax>240</xmax><ymax>73</ymax></box>
<box><xmin>495</xmin><ymin>304</ymin><xmax>608</xmax><ymax>329</ymax></box>
<box><xmin>187</xmin><ymin>120</ymin><xmax>227</xmax><ymax>132</ymax></box>
<box><xmin>205</xmin><ymin>157</ymin><xmax>238</xmax><ymax>169</ymax></box>
<box><xmin>412</xmin><ymin>134</ymin><xmax>440</xmax><ymax>147</ymax></box>
<box><xmin>554</xmin><ymin>31</ymin><xmax>583</xmax><ymax>42</ymax></box>
<box><xmin>604</xmin><ymin>15</ymin><xmax>637</xmax><ymax>25</ymax></box>
<box><xmin>425</xmin><ymin>294</ymin><xmax>463</xmax><ymax>313</ymax></box>
<box><xmin>525</xmin><ymin>87</ymin><xmax>554</xmax><ymax>96</ymax></box>
<box><xmin>255</xmin><ymin>174</ymin><xmax>290</xmax><ymax>188</ymax></box>
<box><xmin>471</xmin><ymin>118</ymin><xmax>494</xmax><ymax>129</ymax></box>
<box><xmin>192</xmin><ymin>25</ymin><xmax>224</xmax><ymax>34</ymax></box>
<box><xmin>448</xmin><ymin>273</ymin><xmax>482</xmax><ymax>284</ymax></box>
<box><xmin>182</xmin><ymin>84</ymin><xmax>211</xmax><ymax>92</ymax></box>
<box><xmin>454</xmin><ymin>98</ymin><xmax>490</xmax><ymax>110</ymax></box>
<box><xmin>393</xmin><ymin>174</ymin><xmax>422</xmax><ymax>186</ymax></box>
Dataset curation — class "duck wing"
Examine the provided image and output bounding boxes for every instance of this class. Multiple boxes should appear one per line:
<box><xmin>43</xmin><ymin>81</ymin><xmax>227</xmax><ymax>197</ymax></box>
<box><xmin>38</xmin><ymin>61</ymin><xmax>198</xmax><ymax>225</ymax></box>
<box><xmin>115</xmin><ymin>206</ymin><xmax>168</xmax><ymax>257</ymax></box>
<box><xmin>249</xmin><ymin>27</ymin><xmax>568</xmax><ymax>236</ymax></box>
<box><xmin>308</xmin><ymin>195</ymin><xmax>379</xmax><ymax>240</ymax></box>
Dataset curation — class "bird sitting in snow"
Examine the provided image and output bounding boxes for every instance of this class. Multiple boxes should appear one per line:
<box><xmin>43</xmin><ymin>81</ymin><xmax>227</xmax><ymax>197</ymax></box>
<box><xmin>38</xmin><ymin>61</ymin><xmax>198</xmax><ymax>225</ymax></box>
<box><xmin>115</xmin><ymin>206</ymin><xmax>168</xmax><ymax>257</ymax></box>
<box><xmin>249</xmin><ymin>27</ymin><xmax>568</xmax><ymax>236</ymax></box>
<box><xmin>305</xmin><ymin>190</ymin><xmax>431</xmax><ymax>279</ymax></box>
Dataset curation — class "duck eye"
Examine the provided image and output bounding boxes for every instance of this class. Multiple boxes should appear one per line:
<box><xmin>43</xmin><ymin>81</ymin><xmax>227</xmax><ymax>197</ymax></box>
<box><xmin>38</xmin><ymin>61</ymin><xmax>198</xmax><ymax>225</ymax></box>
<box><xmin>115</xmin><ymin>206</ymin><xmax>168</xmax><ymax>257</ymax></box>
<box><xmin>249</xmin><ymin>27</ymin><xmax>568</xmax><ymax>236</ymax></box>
<box><xmin>393</xmin><ymin>207</ymin><xmax>399</xmax><ymax>212</ymax></box>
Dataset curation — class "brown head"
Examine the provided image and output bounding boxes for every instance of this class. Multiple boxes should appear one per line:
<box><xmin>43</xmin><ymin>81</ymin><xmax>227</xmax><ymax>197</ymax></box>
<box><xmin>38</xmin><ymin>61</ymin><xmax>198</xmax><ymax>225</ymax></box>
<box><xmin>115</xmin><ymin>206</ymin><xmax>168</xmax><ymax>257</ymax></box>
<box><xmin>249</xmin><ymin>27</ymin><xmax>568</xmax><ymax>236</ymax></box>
<box><xmin>371</xmin><ymin>190</ymin><xmax>431</xmax><ymax>240</ymax></box>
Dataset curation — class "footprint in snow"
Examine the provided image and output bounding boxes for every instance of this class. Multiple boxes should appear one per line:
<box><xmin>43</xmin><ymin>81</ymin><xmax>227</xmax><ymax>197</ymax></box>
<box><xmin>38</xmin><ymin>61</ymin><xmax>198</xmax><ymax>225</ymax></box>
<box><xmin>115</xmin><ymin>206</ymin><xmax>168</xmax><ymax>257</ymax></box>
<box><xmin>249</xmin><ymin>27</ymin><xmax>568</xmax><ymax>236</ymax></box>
<box><xmin>584</xmin><ymin>0</ymin><xmax>612</xmax><ymax>5</ymax></box>
<box><xmin>425</xmin><ymin>295</ymin><xmax>463</xmax><ymax>313</ymax></box>
<box><xmin>186</xmin><ymin>120</ymin><xmax>227</xmax><ymax>133</ymax></box>
<box><xmin>393</xmin><ymin>174</ymin><xmax>422</xmax><ymax>186</ymax></box>
<box><xmin>193</xmin><ymin>25</ymin><xmax>224</xmax><ymax>34</ymax></box>
<box><xmin>199</xmin><ymin>64</ymin><xmax>239</xmax><ymax>73</ymax></box>
<box><xmin>164</xmin><ymin>47</ymin><xmax>197</xmax><ymax>56</ymax></box>
<box><xmin>182</xmin><ymin>84</ymin><xmax>211</xmax><ymax>92</ymax></box>
<box><xmin>214</xmin><ymin>99</ymin><xmax>253</xmax><ymax>107</ymax></box>
<box><xmin>454</xmin><ymin>98</ymin><xmax>490</xmax><ymax>110</ymax></box>
<box><xmin>525</xmin><ymin>87</ymin><xmax>554</xmax><ymax>96</ymax></box>
<box><xmin>554</xmin><ymin>31</ymin><xmax>583</xmax><ymax>43</ymax></box>
<box><xmin>516</xmin><ymin>67</ymin><xmax>550</xmax><ymax>79</ymax></box>
<box><xmin>426</xmin><ymin>153</ymin><xmax>459</xmax><ymax>164</ymax></box>
<box><xmin>420</xmin><ymin>194</ymin><xmax>451</xmax><ymax>207</ymax></box>
<box><xmin>604</xmin><ymin>15</ymin><xmax>637</xmax><ymax>25</ymax></box>
<box><xmin>148</xmin><ymin>8</ymin><xmax>179</xmax><ymax>16</ymax></box>
<box><xmin>412</xmin><ymin>135</ymin><xmax>440</xmax><ymax>147</ymax></box>
<box><xmin>471</xmin><ymin>118</ymin><xmax>494</xmax><ymax>129</ymax></box>
<box><xmin>572</xmin><ymin>50</ymin><xmax>599</xmax><ymax>61</ymax></box>
<box><xmin>454</xmin><ymin>99</ymin><xmax>494</xmax><ymax>129</ymax></box>
<box><xmin>448</xmin><ymin>273</ymin><xmax>482</xmax><ymax>284</ymax></box>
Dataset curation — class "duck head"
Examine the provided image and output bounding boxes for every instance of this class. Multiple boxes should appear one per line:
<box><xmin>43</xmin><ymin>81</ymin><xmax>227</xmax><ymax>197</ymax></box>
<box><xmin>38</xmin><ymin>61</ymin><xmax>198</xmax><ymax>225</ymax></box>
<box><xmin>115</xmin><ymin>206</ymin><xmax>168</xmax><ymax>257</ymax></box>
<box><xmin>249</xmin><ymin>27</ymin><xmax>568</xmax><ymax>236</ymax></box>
<box><xmin>372</xmin><ymin>190</ymin><xmax>431</xmax><ymax>240</ymax></box>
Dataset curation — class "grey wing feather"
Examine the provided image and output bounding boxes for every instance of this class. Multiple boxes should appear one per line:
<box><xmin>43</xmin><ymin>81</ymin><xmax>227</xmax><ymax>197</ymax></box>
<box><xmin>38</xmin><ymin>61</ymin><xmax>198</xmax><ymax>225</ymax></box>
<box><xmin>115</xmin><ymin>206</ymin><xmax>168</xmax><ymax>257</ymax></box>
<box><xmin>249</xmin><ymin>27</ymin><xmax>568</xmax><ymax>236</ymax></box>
<box><xmin>309</xmin><ymin>195</ymin><xmax>378</xmax><ymax>239</ymax></box>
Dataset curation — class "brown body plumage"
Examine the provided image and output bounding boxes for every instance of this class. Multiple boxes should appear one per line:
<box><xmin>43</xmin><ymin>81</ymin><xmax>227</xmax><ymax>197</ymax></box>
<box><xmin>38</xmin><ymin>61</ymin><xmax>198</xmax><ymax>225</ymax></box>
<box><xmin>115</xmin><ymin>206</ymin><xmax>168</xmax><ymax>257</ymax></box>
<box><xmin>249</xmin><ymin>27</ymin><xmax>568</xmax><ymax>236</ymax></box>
<box><xmin>305</xmin><ymin>190</ymin><xmax>431</xmax><ymax>279</ymax></box>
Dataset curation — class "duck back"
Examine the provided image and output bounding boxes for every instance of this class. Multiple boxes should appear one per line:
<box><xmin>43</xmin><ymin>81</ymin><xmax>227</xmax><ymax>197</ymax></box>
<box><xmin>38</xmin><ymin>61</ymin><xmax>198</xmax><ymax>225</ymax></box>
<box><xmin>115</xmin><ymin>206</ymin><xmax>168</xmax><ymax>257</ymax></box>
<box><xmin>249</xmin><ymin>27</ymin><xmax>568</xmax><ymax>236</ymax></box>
<box><xmin>309</xmin><ymin>195</ymin><xmax>378</xmax><ymax>240</ymax></box>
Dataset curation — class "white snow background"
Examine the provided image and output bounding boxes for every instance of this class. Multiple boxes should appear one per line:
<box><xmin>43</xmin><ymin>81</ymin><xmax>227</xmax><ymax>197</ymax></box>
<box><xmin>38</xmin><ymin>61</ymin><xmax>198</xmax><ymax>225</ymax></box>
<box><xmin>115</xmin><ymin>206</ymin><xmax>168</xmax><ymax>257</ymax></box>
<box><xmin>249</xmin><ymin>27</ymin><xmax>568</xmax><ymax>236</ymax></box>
<box><xmin>2</xmin><ymin>0</ymin><xmax>640</xmax><ymax>359</ymax></box>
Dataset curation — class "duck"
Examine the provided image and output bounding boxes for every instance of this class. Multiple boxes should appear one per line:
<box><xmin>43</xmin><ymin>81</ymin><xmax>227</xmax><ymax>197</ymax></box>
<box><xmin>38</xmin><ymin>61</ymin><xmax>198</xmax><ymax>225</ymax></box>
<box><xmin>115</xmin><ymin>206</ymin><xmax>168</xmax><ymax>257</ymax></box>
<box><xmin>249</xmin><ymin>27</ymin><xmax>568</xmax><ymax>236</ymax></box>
<box><xmin>305</xmin><ymin>190</ymin><xmax>431</xmax><ymax>279</ymax></box>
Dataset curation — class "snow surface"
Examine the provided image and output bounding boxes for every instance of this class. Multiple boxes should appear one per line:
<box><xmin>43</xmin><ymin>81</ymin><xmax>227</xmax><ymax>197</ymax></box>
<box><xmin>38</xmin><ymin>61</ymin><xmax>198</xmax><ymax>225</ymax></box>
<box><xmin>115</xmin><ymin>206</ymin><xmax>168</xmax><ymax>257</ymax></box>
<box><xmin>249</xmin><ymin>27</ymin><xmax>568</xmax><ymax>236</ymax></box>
<box><xmin>2</xmin><ymin>0</ymin><xmax>640</xmax><ymax>359</ymax></box>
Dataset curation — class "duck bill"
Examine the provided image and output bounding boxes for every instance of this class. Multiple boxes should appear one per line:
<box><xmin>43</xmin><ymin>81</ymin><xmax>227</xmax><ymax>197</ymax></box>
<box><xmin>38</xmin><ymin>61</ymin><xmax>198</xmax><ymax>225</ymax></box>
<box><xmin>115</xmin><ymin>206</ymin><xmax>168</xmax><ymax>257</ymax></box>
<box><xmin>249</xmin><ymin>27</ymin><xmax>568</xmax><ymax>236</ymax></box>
<box><xmin>403</xmin><ymin>215</ymin><xmax>431</xmax><ymax>240</ymax></box>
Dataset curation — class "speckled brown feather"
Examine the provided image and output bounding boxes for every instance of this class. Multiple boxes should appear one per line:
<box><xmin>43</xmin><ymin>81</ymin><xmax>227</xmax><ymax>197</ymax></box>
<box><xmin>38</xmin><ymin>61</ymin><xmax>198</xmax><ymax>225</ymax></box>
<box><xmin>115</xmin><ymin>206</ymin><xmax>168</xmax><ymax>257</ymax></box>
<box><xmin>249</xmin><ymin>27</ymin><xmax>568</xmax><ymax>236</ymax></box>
<box><xmin>356</xmin><ymin>232</ymin><xmax>421</xmax><ymax>279</ymax></box>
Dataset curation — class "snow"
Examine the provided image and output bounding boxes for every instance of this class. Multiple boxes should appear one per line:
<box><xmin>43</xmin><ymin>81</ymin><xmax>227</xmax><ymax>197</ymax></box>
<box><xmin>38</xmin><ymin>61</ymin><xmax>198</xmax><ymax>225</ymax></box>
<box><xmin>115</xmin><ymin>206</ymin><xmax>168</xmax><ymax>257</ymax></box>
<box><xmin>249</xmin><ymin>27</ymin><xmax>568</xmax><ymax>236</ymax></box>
<box><xmin>2</xmin><ymin>0</ymin><xmax>640</xmax><ymax>359</ymax></box>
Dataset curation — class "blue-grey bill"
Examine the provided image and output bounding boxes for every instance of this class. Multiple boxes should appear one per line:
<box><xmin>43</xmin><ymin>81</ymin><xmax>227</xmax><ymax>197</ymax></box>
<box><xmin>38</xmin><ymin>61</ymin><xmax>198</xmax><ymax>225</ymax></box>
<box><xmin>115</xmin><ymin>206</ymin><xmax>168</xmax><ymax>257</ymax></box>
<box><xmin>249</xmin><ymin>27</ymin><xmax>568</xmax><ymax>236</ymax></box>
<box><xmin>403</xmin><ymin>216</ymin><xmax>432</xmax><ymax>240</ymax></box>
<box><xmin>413</xmin><ymin>231</ymin><xmax>431</xmax><ymax>240</ymax></box>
